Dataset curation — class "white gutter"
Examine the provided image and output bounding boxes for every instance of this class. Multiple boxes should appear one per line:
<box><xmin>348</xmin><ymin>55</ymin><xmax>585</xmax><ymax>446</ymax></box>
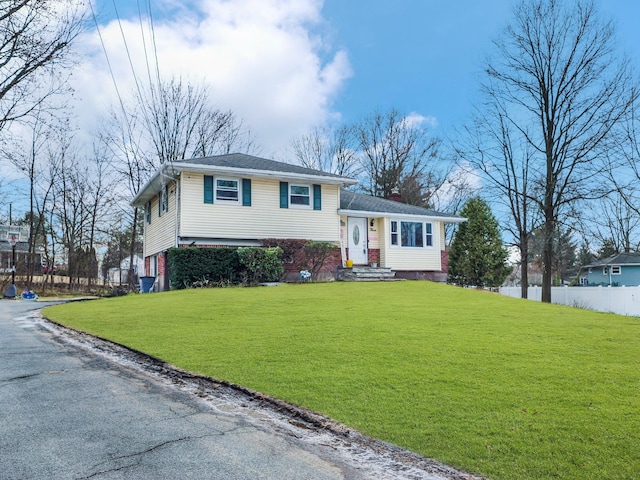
<box><xmin>132</xmin><ymin>162</ymin><xmax>358</xmax><ymax>207</ymax></box>
<box><xmin>174</xmin><ymin>177</ymin><xmax>180</xmax><ymax>248</ymax></box>
<box><xmin>338</xmin><ymin>209</ymin><xmax>467</xmax><ymax>223</ymax></box>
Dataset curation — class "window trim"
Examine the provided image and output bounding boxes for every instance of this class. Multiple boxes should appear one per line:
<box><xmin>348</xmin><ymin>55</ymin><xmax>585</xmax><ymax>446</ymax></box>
<box><xmin>611</xmin><ymin>265</ymin><xmax>621</xmax><ymax>275</ymax></box>
<box><xmin>161</xmin><ymin>185</ymin><xmax>169</xmax><ymax>213</ymax></box>
<box><xmin>289</xmin><ymin>183</ymin><xmax>311</xmax><ymax>208</ymax></box>
<box><xmin>389</xmin><ymin>219</ymin><xmax>435</xmax><ymax>249</ymax></box>
<box><xmin>215</xmin><ymin>177</ymin><xmax>241</xmax><ymax>204</ymax></box>
<box><xmin>425</xmin><ymin>222</ymin><xmax>433</xmax><ymax>247</ymax></box>
<box><xmin>158</xmin><ymin>186</ymin><xmax>168</xmax><ymax>217</ymax></box>
<box><xmin>390</xmin><ymin>221</ymin><xmax>398</xmax><ymax>246</ymax></box>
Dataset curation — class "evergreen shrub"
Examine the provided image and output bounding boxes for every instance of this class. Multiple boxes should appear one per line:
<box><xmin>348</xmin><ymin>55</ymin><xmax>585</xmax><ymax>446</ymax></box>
<box><xmin>168</xmin><ymin>247</ymin><xmax>241</xmax><ymax>288</ymax></box>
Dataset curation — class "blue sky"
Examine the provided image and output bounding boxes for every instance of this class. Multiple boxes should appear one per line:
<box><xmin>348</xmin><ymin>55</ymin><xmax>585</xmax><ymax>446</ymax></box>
<box><xmin>82</xmin><ymin>0</ymin><xmax>639</xmax><ymax>155</ymax></box>
<box><xmin>322</xmin><ymin>0</ymin><xmax>640</xmax><ymax>132</ymax></box>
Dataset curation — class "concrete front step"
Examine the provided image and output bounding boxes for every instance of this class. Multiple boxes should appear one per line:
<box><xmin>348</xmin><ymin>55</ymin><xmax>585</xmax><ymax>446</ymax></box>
<box><xmin>337</xmin><ymin>266</ymin><xmax>397</xmax><ymax>281</ymax></box>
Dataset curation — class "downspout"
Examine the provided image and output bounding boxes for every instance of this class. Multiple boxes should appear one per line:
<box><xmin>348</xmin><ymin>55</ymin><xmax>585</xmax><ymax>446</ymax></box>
<box><xmin>338</xmin><ymin>188</ymin><xmax>346</xmax><ymax>267</ymax></box>
<box><xmin>175</xmin><ymin>174</ymin><xmax>180</xmax><ymax>248</ymax></box>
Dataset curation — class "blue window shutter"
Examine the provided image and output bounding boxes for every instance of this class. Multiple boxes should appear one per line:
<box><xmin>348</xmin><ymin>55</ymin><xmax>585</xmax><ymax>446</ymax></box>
<box><xmin>242</xmin><ymin>178</ymin><xmax>251</xmax><ymax>206</ymax></box>
<box><xmin>158</xmin><ymin>191</ymin><xmax>162</xmax><ymax>216</ymax></box>
<box><xmin>280</xmin><ymin>182</ymin><xmax>289</xmax><ymax>208</ymax></box>
<box><xmin>204</xmin><ymin>175</ymin><xmax>214</xmax><ymax>204</ymax></box>
<box><xmin>313</xmin><ymin>184</ymin><xmax>321</xmax><ymax>210</ymax></box>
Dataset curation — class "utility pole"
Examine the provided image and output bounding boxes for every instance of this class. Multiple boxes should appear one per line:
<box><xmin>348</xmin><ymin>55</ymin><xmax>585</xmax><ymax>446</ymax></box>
<box><xmin>3</xmin><ymin>204</ymin><xmax>18</xmax><ymax>298</ymax></box>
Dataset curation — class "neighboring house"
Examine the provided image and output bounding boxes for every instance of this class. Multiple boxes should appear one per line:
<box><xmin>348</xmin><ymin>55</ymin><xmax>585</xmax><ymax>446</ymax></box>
<box><xmin>106</xmin><ymin>255</ymin><xmax>145</xmax><ymax>285</ymax></box>
<box><xmin>582</xmin><ymin>252</ymin><xmax>640</xmax><ymax>286</ymax></box>
<box><xmin>131</xmin><ymin>153</ymin><xmax>465</xmax><ymax>290</ymax></box>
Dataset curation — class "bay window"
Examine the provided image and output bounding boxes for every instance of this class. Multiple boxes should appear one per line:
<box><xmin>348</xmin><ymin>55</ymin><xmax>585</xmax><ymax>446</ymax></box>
<box><xmin>390</xmin><ymin>220</ymin><xmax>435</xmax><ymax>248</ymax></box>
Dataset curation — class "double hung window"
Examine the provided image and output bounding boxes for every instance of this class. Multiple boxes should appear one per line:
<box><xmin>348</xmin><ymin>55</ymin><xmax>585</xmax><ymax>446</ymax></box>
<box><xmin>216</xmin><ymin>178</ymin><xmax>239</xmax><ymax>202</ymax></box>
<box><xmin>158</xmin><ymin>185</ymin><xmax>169</xmax><ymax>216</ymax></box>
<box><xmin>290</xmin><ymin>184</ymin><xmax>310</xmax><ymax>206</ymax></box>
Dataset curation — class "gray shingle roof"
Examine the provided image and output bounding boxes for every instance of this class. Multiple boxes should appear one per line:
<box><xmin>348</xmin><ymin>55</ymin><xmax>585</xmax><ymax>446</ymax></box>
<box><xmin>584</xmin><ymin>252</ymin><xmax>640</xmax><ymax>268</ymax></box>
<box><xmin>175</xmin><ymin>153</ymin><xmax>352</xmax><ymax>180</ymax></box>
<box><xmin>339</xmin><ymin>189</ymin><xmax>464</xmax><ymax>219</ymax></box>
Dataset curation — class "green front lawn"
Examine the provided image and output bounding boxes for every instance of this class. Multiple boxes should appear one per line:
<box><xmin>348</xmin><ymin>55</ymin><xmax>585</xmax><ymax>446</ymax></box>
<box><xmin>43</xmin><ymin>282</ymin><xmax>640</xmax><ymax>479</ymax></box>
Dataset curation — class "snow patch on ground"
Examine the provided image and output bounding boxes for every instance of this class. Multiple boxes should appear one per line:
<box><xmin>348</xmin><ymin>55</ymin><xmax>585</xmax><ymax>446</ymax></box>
<box><xmin>30</xmin><ymin>311</ymin><xmax>483</xmax><ymax>480</ymax></box>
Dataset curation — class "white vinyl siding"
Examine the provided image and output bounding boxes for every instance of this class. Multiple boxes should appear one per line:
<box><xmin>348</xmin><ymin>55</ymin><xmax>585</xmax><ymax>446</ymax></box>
<box><xmin>180</xmin><ymin>174</ymin><xmax>340</xmax><ymax>242</ymax></box>
<box><xmin>381</xmin><ymin>218</ymin><xmax>443</xmax><ymax>271</ymax></box>
<box><xmin>367</xmin><ymin>218</ymin><xmax>380</xmax><ymax>249</ymax></box>
<box><xmin>144</xmin><ymin>181</ymin><xmax>177</xmax><ymax>257</ymax></box>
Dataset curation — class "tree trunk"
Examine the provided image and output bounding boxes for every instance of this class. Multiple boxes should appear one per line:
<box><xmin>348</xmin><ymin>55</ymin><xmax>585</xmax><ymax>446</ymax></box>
<box><xmin>541</xmin><ymin>210</ymin><xmax>555</xmax><ymax>303</ymax></box>
<box><xmin>519</xmin><ymin>232</ymin><xmax>529</xmax><ymax>299</ymax></box>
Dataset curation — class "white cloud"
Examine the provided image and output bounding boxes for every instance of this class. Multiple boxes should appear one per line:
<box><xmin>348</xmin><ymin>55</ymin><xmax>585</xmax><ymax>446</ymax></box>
<box><xmin>403</xmin><ymin>112</ymin><xmax>438</xmax><ymax>129</ymax></box>
<box><xmin>72</xmin><ymin>0</ymin><xmax>351</xmax><ymax>156</ymax></box>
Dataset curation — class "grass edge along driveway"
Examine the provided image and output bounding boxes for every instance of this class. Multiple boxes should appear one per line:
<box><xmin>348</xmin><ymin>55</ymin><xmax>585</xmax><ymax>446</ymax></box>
<box><xmin>44</xmin><ymin>282</ymin><xmax>640</xmax><ymax>480</ymax></box>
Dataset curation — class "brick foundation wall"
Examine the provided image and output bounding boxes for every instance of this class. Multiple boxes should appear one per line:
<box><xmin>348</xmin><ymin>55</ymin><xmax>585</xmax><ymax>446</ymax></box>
<box><xmin>394</xmin><ymin>270</ymin><xmax>448</xmax><ymax>282</ymax></box>
<box><xmin>158</xmin><ymin>251</ymin><xmax>166</xmax><ymax>275</ymax></box>
<box><xmin>281</xmin><ymin>244</ymin><xmax>342</xmax><ymax>282</ymax></box>
<box><xmin>344</xmin><ymin>248</ymin><xmax>379</xmax><ymax>266</ymax></box>
<box><xmin>440</xmin><ymin>250</ymin><xmax>449</xmax><ymax>273</ymax></box>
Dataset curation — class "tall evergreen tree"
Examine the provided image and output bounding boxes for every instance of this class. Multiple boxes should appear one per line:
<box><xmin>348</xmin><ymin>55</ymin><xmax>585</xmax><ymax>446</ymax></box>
<box><xmin>448</xmin><ymin>197</ymin><xmax>510</xmax><ymax>287</ymax></box>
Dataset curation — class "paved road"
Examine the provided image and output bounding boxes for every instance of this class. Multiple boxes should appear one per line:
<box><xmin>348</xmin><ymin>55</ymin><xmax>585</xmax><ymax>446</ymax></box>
<box><xmin>0</xmin><ymin>300</ymin><xmax>468</xmax><ymax>480</ymax></box>
<box><xmin>0</xmin><ymin>300</ymin><xmax>364</xmax><ymax>480</ymax></box>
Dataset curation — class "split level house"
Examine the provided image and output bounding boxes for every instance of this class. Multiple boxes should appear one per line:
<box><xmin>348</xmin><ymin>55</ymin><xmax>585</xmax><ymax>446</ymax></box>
<box><xmin>131</xmin><ymin>153</ymin><xmax>465</xmax><ymax>291</ymax></box>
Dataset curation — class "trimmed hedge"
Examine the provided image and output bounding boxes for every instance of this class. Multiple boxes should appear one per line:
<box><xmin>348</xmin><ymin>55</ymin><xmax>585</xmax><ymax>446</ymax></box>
<box><xmin>168</xmin><ymin>247</ymin><xmax>284</xmax><ymax>289</ymax></box>
<box><xmin>168</xmin><ymin>248</ymin><xmax>241</xmax><ymax>288</ymax></box>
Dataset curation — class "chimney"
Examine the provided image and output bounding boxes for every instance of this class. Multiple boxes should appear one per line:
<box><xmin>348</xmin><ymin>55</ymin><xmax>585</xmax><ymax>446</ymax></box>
<box><xmin>388</xmin><ymin>188</ymin><xmax>402</xmax><ymax>203</ymax></box>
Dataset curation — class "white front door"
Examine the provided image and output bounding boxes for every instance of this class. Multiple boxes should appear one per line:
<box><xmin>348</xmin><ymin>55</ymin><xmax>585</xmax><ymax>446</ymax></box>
<box><xmin>348</xmin><ymin>217</ymin><xmax>368</xmax><ymax>265</ymax></box>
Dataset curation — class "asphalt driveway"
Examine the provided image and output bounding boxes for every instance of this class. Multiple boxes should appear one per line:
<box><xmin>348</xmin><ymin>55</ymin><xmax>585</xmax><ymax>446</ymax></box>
<box><xmin>0</xmin><ymin>300</ymin><xmax>474</xmax><ymax>480</ymax></box>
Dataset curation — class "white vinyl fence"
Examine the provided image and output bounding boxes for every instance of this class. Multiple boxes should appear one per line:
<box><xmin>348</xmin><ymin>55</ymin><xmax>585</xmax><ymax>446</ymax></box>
<box><xmin>499</xmin><ymin>286</ymin><xmax>640</xmax><ymax>316</ymax></box>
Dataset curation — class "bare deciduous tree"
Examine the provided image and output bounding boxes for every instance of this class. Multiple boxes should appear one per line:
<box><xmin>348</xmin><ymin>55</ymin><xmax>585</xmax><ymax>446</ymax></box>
<box><xmin>586</xmin><ymin>190</ymin><xmax>640</xmax><ymax>254</ymax></box>
<box><xmin>456</xmin><ymin>104</ymin><xmax>540</xmax><ymax>298</ymax></box>
<box><xmin>137</xmin><ymin>76</ymin><xmax>208</xmax><ymax>164</ymax></box>
<box><xmin>479</xmin><ymin>0</ymin><xmax>636</xmax><ymax>302</ymax></box>
<box><xmin>0</xmin><ymin>0</ymin><xmax>85</xmax><ymax>131</ymax></box>
<box><xmin>105</xmin><ymin>75</ymin><xmax>257</xmax><ymax>288</ymax></box>
<box><xmin>353</xmin><ymin>108</ymin><xmax>440</xmax><ymax>201</ymax></box>
<box><xmin>291</xmin><ymin>125</ymin><xmax>359</xmax><ymax>178</ymax></box>
<box><xmin>192</xmin><ymin>109</ymin><xmax>258</xmax><ymax>157</ymax></box>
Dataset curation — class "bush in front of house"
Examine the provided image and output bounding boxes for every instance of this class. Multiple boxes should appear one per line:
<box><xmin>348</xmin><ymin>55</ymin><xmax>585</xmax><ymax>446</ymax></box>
<box><xmin>237</xmin><ymin>247</ymin><xmax>284</xmax><ymax>284</ymax></box>
<box><xmin>302</xmin><ymin>241</ymin><xmax>338</xmax><ymax>280</ymax></box>
<box><xmin>259</xmin><ymin>238</ymin><xmax>340</xmax><ymax>281</ymax></box>
<box><xmin>168</xmin><ymin>247</ymin><xmax>242</xmax><ymax>288</ymax></box>
<box><xmin>168</xmin><ymin>247</ymin><xmax>285</xmax><ymax>288</ymax></box>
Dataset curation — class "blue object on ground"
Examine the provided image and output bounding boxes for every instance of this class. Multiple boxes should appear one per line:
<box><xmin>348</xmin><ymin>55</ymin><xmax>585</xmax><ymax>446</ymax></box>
<box><xmin>3</xmin><ymin>284</ymin><xmax>17</xmax><ymax>298</ymax></box>
<box><xmin>139</xmin><ymin>276</ymin><xmax>156</xmax><ymax>293</ymax></box>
